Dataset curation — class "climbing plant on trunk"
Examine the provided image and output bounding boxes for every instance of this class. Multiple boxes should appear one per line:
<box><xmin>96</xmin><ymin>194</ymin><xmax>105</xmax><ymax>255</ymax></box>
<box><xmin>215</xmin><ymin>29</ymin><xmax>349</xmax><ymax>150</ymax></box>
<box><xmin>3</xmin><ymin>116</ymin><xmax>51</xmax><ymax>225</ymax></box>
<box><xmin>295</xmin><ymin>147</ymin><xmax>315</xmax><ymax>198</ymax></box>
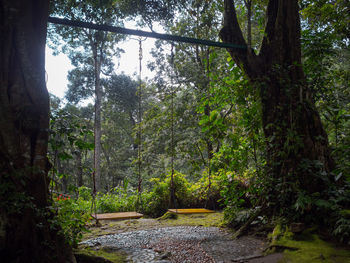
<box><xmin>219</xmin><ymin>0</ymin><xmax>335</xmax><ymax>217</ymax></box>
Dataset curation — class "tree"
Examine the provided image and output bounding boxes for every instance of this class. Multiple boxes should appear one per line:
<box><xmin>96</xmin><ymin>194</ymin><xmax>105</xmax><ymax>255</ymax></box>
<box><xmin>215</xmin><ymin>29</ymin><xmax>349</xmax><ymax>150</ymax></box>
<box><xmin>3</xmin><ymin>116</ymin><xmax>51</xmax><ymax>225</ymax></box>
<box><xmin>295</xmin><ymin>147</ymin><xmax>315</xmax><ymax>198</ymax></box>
<box><xmin>0</xmin><ymin>0</ymin><xmax>74</xmax><ymax>262</ymax></box>
<box><xmin>50</xmin><ymin>0</ymin><xmax>124</xmax><ymax>192</ymax></box>
<box><xmin>48</xmin><ymin>101</ymin><xmax>94</xmax><ymax>194</ymax></box>
<box><xmin>301</xmin><ymin>0</ymin><xmax>350</xmax><ymax>182</ymax></box>
<box><xmin>220</xmin><ymin>0</ymin><xmax>335</xmax><ymax>217</ymax></box>
<box><xmin>102</xmin><ymin>74</ymin><xmax>139</xmax><ymax>189</ymax></box>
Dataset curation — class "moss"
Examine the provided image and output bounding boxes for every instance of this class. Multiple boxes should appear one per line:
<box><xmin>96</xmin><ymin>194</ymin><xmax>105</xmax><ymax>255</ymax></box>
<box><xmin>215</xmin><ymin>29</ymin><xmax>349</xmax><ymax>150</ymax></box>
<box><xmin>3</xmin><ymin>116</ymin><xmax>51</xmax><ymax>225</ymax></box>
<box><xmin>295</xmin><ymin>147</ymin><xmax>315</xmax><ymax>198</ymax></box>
<box><xmin>158</xmin><ymin>212</ymin><xmax>178</xmax><ymax>220</ymax></box>
<box><xmin>129</xmin><ymin>219</ymin><xmax>139</xmax><ymax>224</ymax></box>
<box><xmin>269</xmin><ymin>227</ymin><xmax>350</xmax><ymax>263</ymax></box>
<box><xmin>83</xmin><ymin>227</ymin><xmax>113</xmax><ymax>241</ymax></box>
<box><xmin>159</xmin><ymin>212</ymin><xmax>224</xmax><ymax>227</ymax></box>
<box><xmin>269</xmin><ymin>224</ymin><xmax>283</xmax><ymax>242</ymax></box>
<box><xmin>75</xmin><ymin>247</ymin><xmax>128</xmax><ymax>263</ymax></box>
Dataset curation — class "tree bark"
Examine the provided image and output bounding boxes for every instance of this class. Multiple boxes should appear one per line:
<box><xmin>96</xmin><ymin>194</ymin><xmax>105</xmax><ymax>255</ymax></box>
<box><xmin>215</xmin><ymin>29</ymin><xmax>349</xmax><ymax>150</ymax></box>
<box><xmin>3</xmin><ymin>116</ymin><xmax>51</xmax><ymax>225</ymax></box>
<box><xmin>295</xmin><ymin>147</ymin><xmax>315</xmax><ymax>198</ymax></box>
<box><xmin>76</xmin><ymin>150</ymin><xmax>83</xmax><ymax>188</ymax></box>
<box><xmin>57</xmin><ymin>158</ymin><xmax>67</xmax><ymax>193</ymax></box>
<box><xmin>0</xmin><ymin>0</ymin><xmax>75</xmax><ymax>262</ymax></box>
<box><xmin>245</xmin><ymin>0</ymin><xmax>252</xmax><ymax>50</ymax></box>
<box><xmin>101</xmin><ymin>144</ymin><xmax>112</xmax><ymax>191</ymax></box>
<box><xmin>220</xmin><ymin>0</ymin><xmax>335</xmax><ymax>214</ymax></box>
<box><xmin>93</xmin><ymin>45</ymin><xmax>102</xmax><ymax>192</ymax></box>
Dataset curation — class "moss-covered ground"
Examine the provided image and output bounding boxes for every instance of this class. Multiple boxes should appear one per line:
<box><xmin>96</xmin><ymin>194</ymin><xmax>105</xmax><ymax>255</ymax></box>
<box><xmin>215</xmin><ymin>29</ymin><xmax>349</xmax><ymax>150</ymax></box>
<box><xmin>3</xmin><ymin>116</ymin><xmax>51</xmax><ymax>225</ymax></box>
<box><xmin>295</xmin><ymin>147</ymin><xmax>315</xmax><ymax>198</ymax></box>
<box><xmin>75</xmin><ymin>247</ymin><xmax>128</xmax><ymax>263</ymax></box>
<box><xmin>269</xmin><ymin>226</ymin><xmax>350</xmax><ymax>263</ymax></box>
<box><xmin>157</xmin><ymin>211</ymin><xmax>224</xmax><ymax>227</ymax></box>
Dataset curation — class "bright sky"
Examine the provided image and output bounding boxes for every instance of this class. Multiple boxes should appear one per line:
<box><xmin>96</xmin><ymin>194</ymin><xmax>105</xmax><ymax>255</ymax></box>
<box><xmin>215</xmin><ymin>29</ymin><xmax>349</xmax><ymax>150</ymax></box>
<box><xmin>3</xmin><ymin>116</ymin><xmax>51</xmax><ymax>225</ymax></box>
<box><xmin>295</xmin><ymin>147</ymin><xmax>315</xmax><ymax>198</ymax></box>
<box><xmin>45</xmin><ymin>33</ymin><xmax>158</xmax><ymax>99</ymax></box>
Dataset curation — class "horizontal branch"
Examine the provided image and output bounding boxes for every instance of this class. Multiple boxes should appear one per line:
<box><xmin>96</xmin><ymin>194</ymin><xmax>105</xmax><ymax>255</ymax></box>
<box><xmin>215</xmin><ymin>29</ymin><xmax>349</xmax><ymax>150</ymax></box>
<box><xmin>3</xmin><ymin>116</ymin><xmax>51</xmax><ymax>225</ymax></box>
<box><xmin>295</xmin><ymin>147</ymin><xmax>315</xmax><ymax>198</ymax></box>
<box><xmin>48</xmin><ymin>17</ymin><xmax>247</xmax><ymax>50</ymax></box>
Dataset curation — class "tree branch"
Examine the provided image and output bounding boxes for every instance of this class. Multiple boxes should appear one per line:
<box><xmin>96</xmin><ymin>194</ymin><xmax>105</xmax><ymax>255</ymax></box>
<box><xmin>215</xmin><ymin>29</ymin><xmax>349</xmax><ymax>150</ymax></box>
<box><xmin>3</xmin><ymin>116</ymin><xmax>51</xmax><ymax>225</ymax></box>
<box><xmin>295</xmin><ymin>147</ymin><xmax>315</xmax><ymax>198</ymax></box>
<box><xmin>259</xmin><ymin>0</ymin><xmax>303</xmax><ymax>76</ymax></box>
<box><xmin>245</xmin><ymin>0</ymin><xmax>252</xmax><ymax>50</ymax></box>
<box><xmin>259</xmin><ymin>0</ymin><xmax>278</xmax><ymax>60</ymax></box>
<box><xmin>219</xmin><ymin>0</ymin><xmax>258</xmax><ymax>78</ymax></box>
<box><xmin>220</xmin><ymin>0</ymin><xmax>247</xmax><ymax>50</ymax></box>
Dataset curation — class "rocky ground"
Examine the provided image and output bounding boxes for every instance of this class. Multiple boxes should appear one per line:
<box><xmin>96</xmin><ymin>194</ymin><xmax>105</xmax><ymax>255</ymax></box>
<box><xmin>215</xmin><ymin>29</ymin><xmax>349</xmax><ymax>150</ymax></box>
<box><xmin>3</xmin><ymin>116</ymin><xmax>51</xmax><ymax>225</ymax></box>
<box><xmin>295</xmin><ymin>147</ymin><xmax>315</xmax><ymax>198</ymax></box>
<box><xmin>79</xmin><ymin>213</ymin><xmax>284</xmax><ymax>263</ymax></box>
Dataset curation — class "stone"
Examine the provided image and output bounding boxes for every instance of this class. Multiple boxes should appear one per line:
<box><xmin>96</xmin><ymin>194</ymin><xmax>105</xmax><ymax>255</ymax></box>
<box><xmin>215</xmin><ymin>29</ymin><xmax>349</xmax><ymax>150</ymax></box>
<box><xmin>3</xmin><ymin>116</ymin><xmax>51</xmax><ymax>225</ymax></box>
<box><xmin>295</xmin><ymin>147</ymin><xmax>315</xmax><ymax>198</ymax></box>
<box><xmin>160</xmin><ymin>251</ymin><xmax>171</xmax><ymax>259</ymax></box>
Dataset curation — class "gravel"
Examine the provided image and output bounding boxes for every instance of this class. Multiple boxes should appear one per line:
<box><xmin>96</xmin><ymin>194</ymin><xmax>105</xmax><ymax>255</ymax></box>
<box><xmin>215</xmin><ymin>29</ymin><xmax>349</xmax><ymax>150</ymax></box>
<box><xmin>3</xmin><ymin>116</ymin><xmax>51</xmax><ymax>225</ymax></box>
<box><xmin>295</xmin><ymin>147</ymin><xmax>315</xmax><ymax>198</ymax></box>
<box><xmin>81</xmin><ymin>226</ymin><xmax>266</xmax><ymax>263</ymax></box>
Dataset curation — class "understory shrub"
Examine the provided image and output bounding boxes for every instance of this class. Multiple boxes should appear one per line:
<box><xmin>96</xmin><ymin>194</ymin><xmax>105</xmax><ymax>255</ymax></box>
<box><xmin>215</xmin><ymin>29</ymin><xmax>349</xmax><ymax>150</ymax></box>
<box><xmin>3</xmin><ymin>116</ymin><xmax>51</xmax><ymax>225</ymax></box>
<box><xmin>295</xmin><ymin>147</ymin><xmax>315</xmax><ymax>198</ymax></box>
<box><xmin>141</xmin><ymin>171</ymin><xmax>192</xmax><ymax>217</ymax></box>
<box><xmin>78</xmin><ymin>186</ymin><xmax>92</xmax><ymax>201</ymax></box>
<box><xmin>219</xmin><ymin>169</ymin><xmax>259</xmax><ymax>225</ymax></box>
<box><xmin>190</xmin><ymin>171</ymin><xmax>222</xmax><ymax>209</ymax></box>
<box><xmin>96</xmin><ymin>187</ymin><xmax>137</xmax><ymax>213</ymax></box>
<box><xmin>53</xmin><ymin>194</ymin><xmax>91</xmax><ymax>247</ymax></box>
<box><xmin>333</xmin><ymin>215</ymin><xmax>350</xmax><ymax>244</ymax></box>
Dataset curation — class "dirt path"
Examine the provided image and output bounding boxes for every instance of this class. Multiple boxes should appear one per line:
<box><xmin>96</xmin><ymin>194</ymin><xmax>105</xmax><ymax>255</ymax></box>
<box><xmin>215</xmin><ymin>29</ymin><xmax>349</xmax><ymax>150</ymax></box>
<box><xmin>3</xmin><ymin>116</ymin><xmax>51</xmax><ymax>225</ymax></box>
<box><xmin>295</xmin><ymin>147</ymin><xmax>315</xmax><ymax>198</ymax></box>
<box><xmin>80</xmin><ymin>213</ymin><xmax>283</xmax><ymax>263</ymax></box>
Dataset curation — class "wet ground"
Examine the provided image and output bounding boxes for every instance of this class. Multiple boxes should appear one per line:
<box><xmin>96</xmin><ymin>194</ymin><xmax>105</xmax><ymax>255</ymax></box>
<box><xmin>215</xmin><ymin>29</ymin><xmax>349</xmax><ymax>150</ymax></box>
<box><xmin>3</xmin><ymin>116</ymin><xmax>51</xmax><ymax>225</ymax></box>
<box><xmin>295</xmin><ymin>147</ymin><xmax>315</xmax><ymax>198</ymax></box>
<box><xmin>81</xmin><ymin>224</ymin><xmax>277</xmax><ymax>262</ymax></box>
<box><xmin>79</xmin><ymin>213</ymin><xmax>350</xmax><ymax>263</ymax></box>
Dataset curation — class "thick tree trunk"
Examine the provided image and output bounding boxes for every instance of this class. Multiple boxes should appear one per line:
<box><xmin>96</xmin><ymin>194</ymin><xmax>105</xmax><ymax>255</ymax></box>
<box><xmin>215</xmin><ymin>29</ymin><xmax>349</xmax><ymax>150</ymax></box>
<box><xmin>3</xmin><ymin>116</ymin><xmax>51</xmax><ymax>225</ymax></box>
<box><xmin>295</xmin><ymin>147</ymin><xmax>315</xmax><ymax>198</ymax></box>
<box><xmin>220</xmin><ymin>0</ymin><xmax>334</xmax><ymax>215</ymax></box>
<box><xmin>0</xmin><ymin>0</ymin><xmax>75</xmax><ymax>262</ymax></box>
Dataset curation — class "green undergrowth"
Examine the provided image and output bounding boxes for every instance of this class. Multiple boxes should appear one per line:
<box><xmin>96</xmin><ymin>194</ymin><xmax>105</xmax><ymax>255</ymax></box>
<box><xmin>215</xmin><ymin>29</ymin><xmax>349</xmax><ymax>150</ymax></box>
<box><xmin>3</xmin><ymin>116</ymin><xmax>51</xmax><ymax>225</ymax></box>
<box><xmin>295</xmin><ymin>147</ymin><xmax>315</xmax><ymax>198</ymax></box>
<box><xmin>269</xmin><ymin>225</ymin><xmax>350</xmax><ymax>263</ymax></box>
<box><xmin>75</xmin><ymin>247</ymin><xmax>128</xmax><ymax>263</ymax></box>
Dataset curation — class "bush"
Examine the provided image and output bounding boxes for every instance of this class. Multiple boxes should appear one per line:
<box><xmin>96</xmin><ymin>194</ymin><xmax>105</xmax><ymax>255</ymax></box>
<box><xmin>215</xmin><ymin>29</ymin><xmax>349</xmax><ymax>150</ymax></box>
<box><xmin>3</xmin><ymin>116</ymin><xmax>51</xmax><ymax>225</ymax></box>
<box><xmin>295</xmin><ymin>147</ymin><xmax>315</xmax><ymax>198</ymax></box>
<box><xmin>96</xmin><ymin>187</ymin><xmax>137</xmax><ymax>213</ymax></box>
<box><xmin>218</xmin><ymin>169</ymin><xmax>261</xmax><ymax>225</ymax></box>
<box><xmin>189</xmin><ymin>171</ymin><xmax>222</xmax><ymax>209</ymax></box>
<box><xmin>78</xmin><ymin>186</ymin><xmax>92</xmax><ymax>201</ymax></box>
<box><xmin>141</xmin><ymin>171</ymin><xmax>192</xmax><ymax>217</ymax></box>
<box><xmin>141</xmin><ymin>179</ymin><xmax>169</xmax><ymax>217</ymax></box>
<box><xmin>333</xmin><ymin>215</ymin><xmax>350</xmax><ymax>243</ymax></box>
<box><xmin>53</xmin><ymin>194</ymin><xmax>91</xmax><ymax>247</ymax></box>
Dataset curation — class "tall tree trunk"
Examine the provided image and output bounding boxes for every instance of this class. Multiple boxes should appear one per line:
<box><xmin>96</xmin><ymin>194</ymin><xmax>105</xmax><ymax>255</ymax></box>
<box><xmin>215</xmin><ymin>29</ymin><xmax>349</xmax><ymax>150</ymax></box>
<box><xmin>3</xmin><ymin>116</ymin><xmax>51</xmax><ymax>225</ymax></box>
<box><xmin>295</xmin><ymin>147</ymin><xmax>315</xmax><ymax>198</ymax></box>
<box><xmin>220</xmin><ymin>0</ymin><xmax>334</xmax><ymax>215</ymax></box>
<box><xmin>57</xmin><ymin>157</ymin><xmax>67</xmax><ymax>193</ymax></box>
<box><xmin>204</xmin><ymin>47</ymin><xmax>213</xmax><ymax>208</ymax></box>
<box><xmin>101</xmin><ymin>144</ymin><xmax>111</xmax><ymax>191</ymax></box>
<box><xmin>0</xmin><ymin>0</ymin><xmax>74</xmax><ymax>262</ymax></box>
<box><xmin>76</xmin><ymin>150</ymin><xmax>83</xmax><ymax>188</ymax></box>
<box><xmin>93</xmin><ymin>46</ymin><xmax>102</xmax><ymax>192</ymax></box>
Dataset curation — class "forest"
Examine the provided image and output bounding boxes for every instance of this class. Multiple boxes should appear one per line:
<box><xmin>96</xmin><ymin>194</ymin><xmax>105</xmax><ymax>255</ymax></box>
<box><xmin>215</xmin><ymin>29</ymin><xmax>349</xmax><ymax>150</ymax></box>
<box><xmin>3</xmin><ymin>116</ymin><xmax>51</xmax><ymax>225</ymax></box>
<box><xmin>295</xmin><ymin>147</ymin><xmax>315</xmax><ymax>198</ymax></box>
<box><xmin>0</xmin><ymin>0</ymin><xmax>349</xmax><ymax>262</ymax></box>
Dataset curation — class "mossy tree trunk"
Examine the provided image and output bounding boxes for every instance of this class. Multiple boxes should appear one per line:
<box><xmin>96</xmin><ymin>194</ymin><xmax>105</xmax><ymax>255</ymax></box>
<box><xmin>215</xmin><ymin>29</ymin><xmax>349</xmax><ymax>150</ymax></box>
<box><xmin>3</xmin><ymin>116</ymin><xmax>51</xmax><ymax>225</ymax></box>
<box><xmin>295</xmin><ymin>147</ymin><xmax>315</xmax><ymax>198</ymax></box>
<box><xmin>0</xmin><ymin>0</ymin><xmax>74</xmax><ymax>261</ymax></box>
<box><xmin>220</xmin><ymin>0</ymin><xmax>335</xmax><ymax>215</ymax></box>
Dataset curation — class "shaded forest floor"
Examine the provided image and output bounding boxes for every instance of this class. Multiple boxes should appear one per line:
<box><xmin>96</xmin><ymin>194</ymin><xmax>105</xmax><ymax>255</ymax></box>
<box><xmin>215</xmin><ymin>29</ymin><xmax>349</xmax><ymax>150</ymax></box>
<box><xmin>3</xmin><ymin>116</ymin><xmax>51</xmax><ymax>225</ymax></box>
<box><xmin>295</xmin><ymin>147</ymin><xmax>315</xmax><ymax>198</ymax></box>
<box><xmin>77</xmin><ymin>212</ymin><xmax>350</xmax><ymax>263</ymax></box>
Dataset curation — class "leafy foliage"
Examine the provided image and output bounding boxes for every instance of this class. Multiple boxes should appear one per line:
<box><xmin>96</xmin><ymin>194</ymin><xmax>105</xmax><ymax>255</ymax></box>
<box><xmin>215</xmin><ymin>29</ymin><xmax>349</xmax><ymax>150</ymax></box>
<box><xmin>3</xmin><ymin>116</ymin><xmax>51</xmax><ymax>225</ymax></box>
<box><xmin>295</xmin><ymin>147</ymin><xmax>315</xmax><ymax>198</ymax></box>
<box><xmin>48</xmin><ymin>99</ymin><xmax>94</xmax><ymax>194</ymax></box>
<box><xmin>53</xmin><ymin>194</ymin><xmax>91</xmax><ymax>248</ymax></box>
<box><xmin>96</xmin><ymin>187</ymin><xmax>137</xmax><ymax>213</ymax></box>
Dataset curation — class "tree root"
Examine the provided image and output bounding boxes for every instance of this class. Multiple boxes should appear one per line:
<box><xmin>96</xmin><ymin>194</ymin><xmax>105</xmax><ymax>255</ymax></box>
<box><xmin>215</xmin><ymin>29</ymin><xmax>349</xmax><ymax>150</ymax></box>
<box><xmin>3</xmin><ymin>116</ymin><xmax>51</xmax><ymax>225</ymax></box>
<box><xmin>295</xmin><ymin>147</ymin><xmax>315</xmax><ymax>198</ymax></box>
<box><xmin>232</xmin><ymin>208</ymin><xmax>262</xmax><ymax>239</ymax></box>
<box><xmin>231</xmin><ymin>254</ymin><xmax>265</xmax><ymax>262</ymax></box>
